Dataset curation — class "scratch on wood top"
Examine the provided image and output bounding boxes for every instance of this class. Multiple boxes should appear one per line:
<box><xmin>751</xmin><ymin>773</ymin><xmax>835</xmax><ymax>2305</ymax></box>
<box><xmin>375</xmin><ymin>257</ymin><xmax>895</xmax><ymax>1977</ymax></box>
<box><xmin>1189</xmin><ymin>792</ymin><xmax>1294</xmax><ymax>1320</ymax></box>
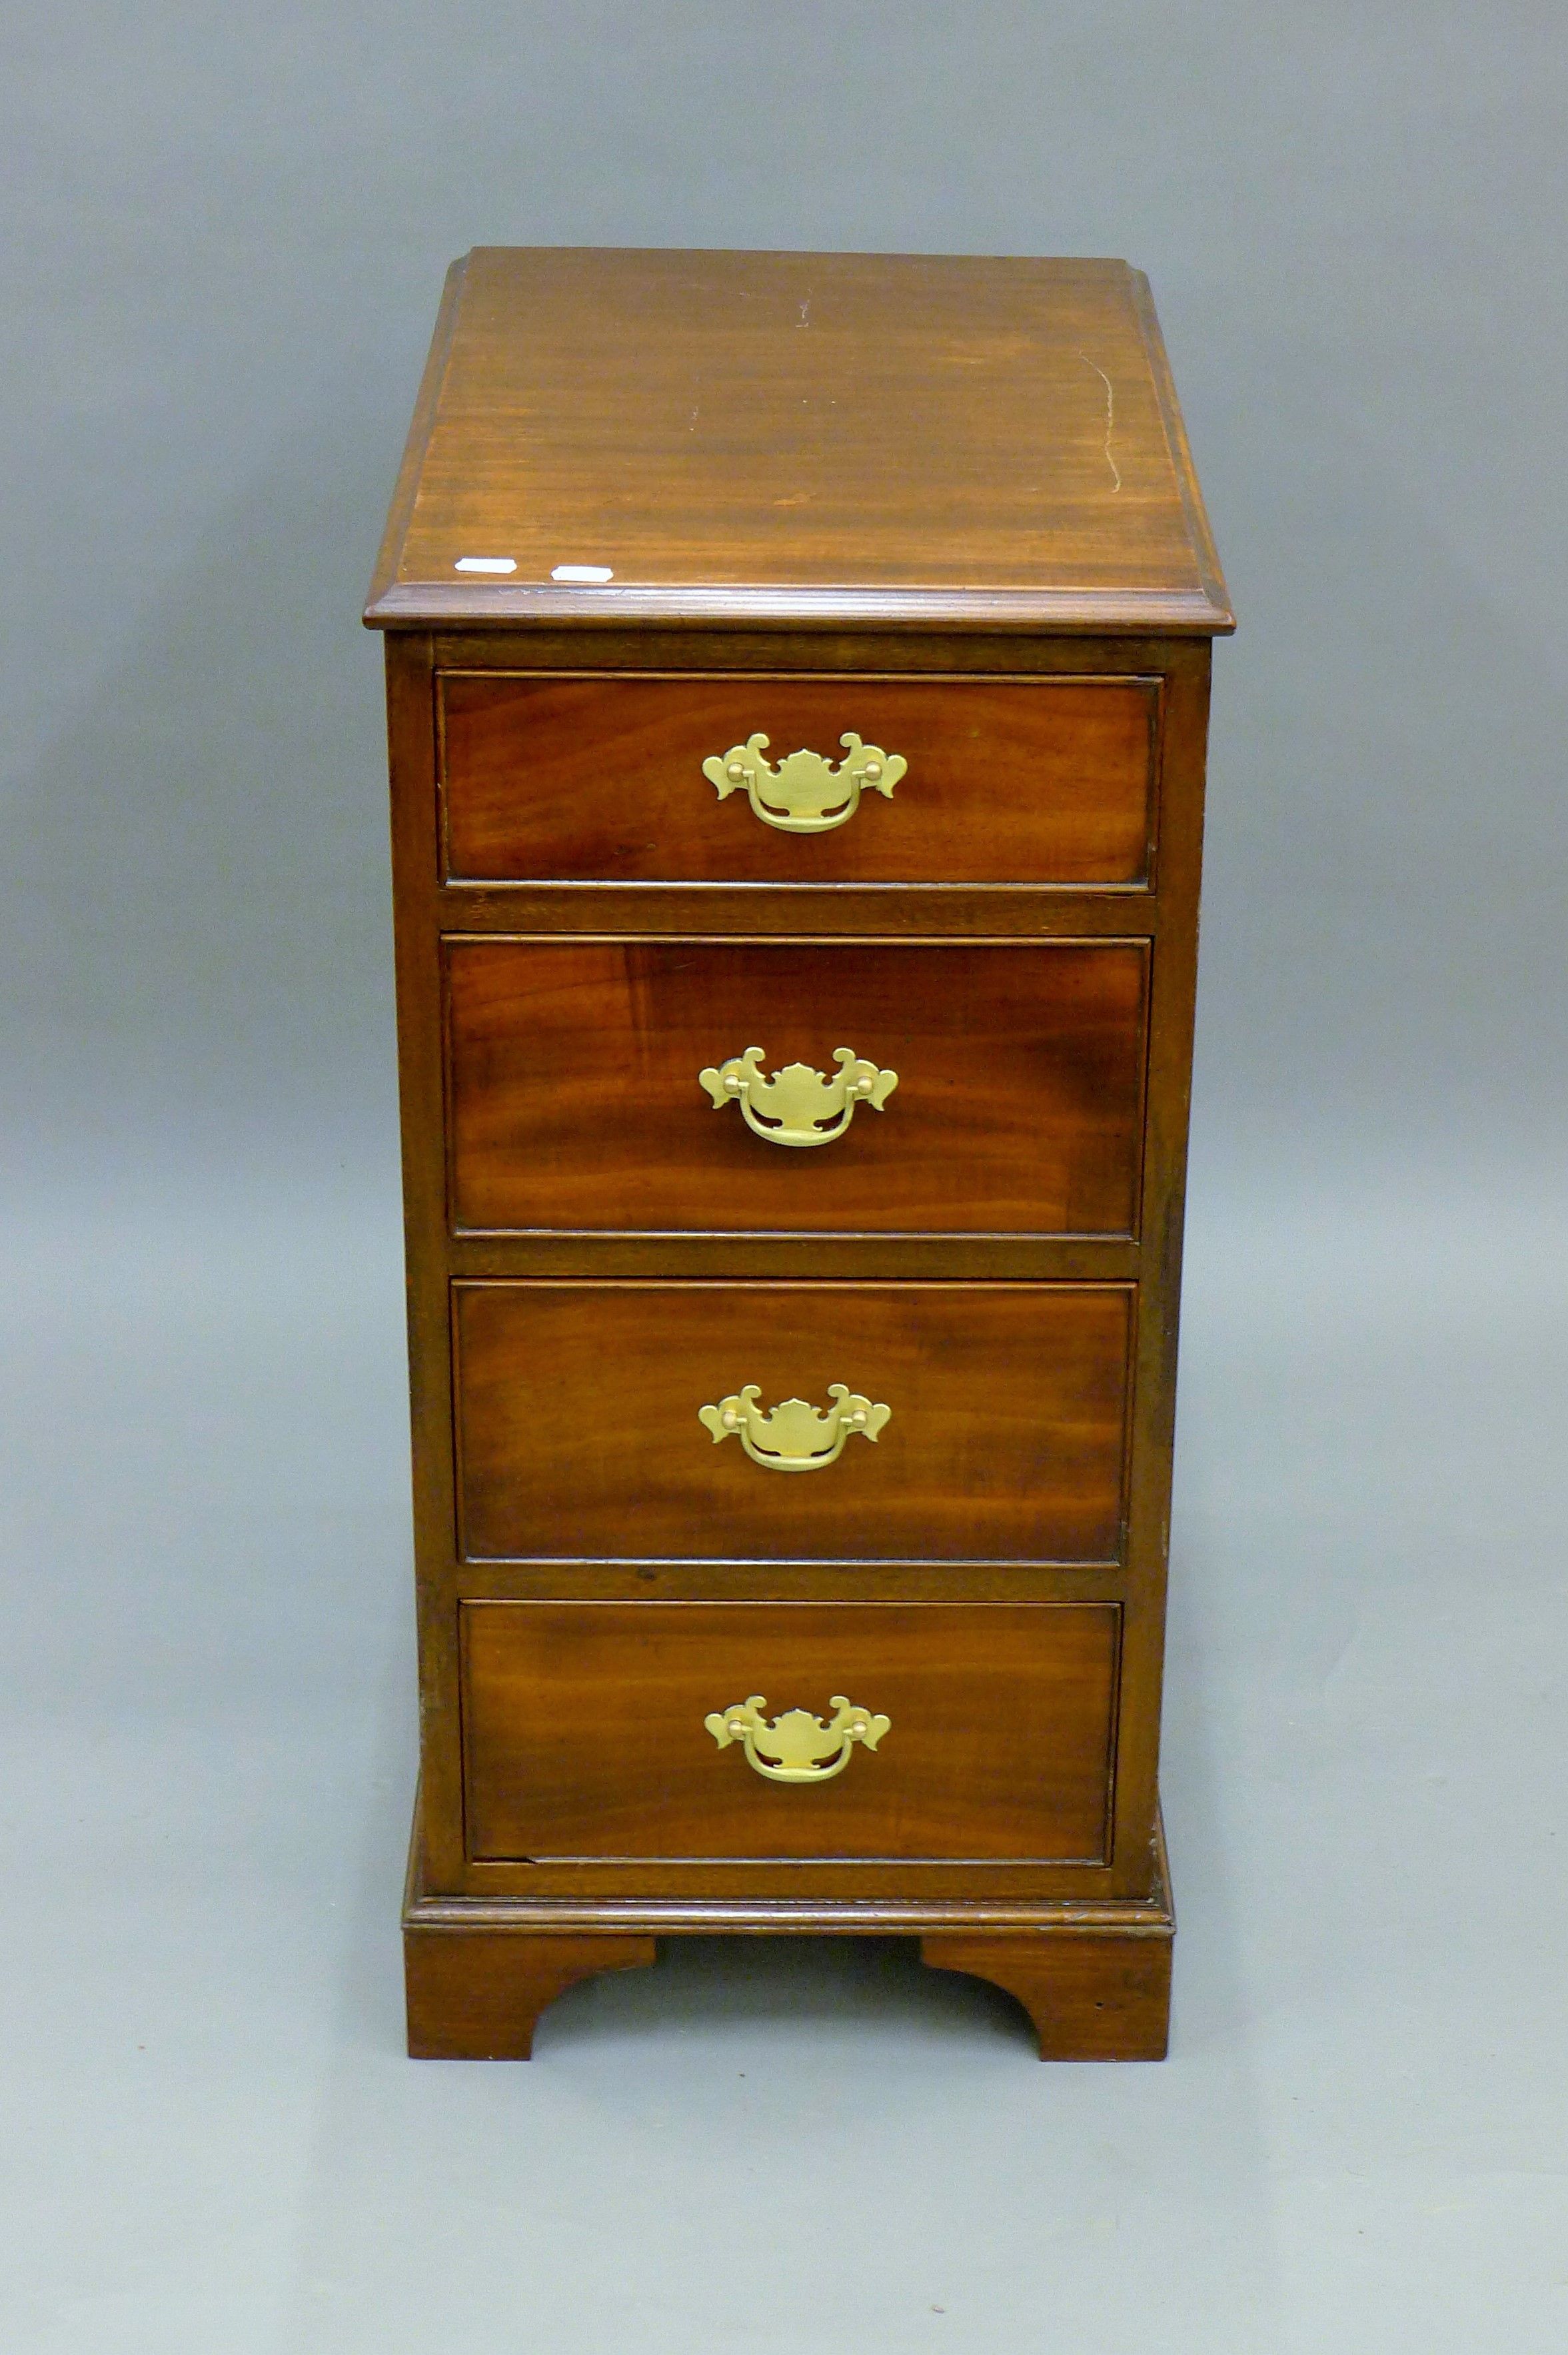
<box><xmin>1079</xmin><ymin>352</ymin><xmax>1122</xmax><ymax>493</ymax></box>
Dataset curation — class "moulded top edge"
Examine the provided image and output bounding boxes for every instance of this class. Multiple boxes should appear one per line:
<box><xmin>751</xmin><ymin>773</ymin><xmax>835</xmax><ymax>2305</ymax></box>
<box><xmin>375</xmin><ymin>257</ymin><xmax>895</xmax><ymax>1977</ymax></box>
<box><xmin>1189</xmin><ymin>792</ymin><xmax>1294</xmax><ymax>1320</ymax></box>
<box><xmin>364</xmin><ymin>581</ymin><xmax>1235</xmax><ymax>634</ymax></box>
<box><xmin>366</xmin><ymin>248</ymin><xmax>1234</xmax><ymax>637</ymax></box>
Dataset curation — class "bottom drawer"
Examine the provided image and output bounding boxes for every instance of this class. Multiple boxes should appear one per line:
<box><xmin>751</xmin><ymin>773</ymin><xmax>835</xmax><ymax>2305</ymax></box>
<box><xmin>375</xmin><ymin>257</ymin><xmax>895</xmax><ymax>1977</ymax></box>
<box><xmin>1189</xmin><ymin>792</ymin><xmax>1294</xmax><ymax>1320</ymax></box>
<box><xmin>461</xmin><ymin>1601</ymin><xmax>1120</xmax><ymax>1865</ymax></box>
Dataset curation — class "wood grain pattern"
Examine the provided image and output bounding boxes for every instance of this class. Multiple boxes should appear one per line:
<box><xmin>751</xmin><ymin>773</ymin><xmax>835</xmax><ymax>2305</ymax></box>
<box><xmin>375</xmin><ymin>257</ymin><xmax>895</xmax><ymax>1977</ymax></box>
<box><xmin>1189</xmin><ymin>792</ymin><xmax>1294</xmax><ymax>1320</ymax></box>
<box><xmin>364</xmin><ymin>248</ymin><xmax>1232</xmax><ymax>632</ymax></box>
<box><xmin>385</xmin><ymin>632</ymin><xmax>470</xmax><ymax>1891</ymax></box>
<box><xmin>439</xmin><ymin>673</ymin><xmax>1159</xmax><ymax>886</ymax></box>
<box><xmin>445</xmin><ymin>938</ymin><xmax>1148</xmax><ymax>1238</ymax></box>
<box><xmin>453</xmin><ymin>1281</ymin><xmax>1134</xmax><ymax>1563</ymax></box>
<box><xmin>372</xmin><ymin>249</ymin><xmax>1230</xmax><ymax>2049</ymax></box>
<box><xmin>921</xmin><ymin>1929</ymin><xmax>1170</xmax><ymax>2058</ymax></box>
<box><xmin>404</xmin><ymin>1927</ymin><xmax>658</xmax><ymax>2058</ymax></box>
<box><xmin>405</xmin><ymin>1783</ymin><xmax>1174</xmax><ymax>1926</ymax></box>
<box><xmin>461</xmin><ymin>1601</ymin><xmax>1120</xmax><ymax>1863</ymax></box>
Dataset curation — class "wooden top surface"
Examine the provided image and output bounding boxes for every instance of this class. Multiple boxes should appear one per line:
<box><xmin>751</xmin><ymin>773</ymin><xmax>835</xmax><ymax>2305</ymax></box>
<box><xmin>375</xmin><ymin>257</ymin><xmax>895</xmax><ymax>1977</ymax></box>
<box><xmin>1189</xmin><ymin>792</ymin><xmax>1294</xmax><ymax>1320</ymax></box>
<box><xmin>365</xmin><ymin>247</ymin><xmax>1231</xmax><ymax>634</ymax></box>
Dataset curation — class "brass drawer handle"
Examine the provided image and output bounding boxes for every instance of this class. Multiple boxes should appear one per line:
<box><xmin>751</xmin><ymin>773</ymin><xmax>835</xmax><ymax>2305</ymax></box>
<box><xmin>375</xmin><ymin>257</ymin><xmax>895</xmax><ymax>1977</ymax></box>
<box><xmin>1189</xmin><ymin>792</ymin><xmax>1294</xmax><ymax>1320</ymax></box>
<box><xmin>702</xmin><ymin>731</ymin><xmax>906</xmax><ymax>834</ymax></box>
<box><xmin>698</xmin><ymin>1383</ymin><xmax>890</xmax><ymax>1469</ymax></box>
<box><xmin>699</xmin><ymin>1046</ymin><xmax>898</xmax><ymax>1147</ymax></box>
<box><xmin>705</xmin><ymin>1694</ymin><xmax>891</xmax><ymax>1783</ymax></box>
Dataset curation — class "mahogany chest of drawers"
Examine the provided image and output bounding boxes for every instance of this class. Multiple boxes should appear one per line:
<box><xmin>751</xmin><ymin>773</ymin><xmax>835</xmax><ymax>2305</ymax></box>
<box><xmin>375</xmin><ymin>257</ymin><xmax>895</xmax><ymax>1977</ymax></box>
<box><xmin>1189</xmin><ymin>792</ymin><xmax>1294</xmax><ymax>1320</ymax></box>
<box><xmin>365</xmin><ymin>246</ymin><xmax>1231</xmax><ymax>2059</ymax></box>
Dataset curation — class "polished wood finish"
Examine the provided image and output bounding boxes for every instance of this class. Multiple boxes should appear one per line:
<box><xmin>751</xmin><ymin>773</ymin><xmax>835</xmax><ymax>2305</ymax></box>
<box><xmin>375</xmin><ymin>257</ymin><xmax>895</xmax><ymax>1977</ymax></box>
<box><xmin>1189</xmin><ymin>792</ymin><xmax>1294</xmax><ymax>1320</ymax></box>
<box><xmin>405</xmin><ymin>1780</ymin><xmax>1174</xmax><ymax>1927</ymax></box>
<box><xmin>406</xmin><ymin>1928</ymin><xmax>658</xmax><ymax>2059</ymax></box>
<box><xmin>440</xmin><ymin>673</ymin><xmax>1160</xmax><ymax>886</ymax></box>
<box><xmin>461</xmin><ymin>1601</ymin><xmax>1120</xmax><ymax>1863</ymax></box>
<box><xmin>446</xmin><ymin>938</ymin><xmax>1147</xmax><ymax>1238</ymax></box>
<box><xmin>402</xmin><ymin>1826</ymin><xmax>1172</xmax><ymax>2060</ymax></box>
<box><xmin>365</xmin><ymin>249</ymin><xmax>1231</xmax><ymax>633</ymax></box>
<box><xmin>420</xmin><ymin>627</ymin><xmax>1213</xmax><ymax>954</ymax></box>
<box><xmin>370</xmin><ymin>247</ymin><xmax>1228</xmax><ymax>2058</ymax></box>
<box><xmin>452</xmin><ymin>1281</ymin><xmax>1133</xmax><ymax>1563</ymax></box>
<box><xmin>921</xmin><ymin>1931</ymin><xmax>1172</xmax><ymax>2060</ymax></box>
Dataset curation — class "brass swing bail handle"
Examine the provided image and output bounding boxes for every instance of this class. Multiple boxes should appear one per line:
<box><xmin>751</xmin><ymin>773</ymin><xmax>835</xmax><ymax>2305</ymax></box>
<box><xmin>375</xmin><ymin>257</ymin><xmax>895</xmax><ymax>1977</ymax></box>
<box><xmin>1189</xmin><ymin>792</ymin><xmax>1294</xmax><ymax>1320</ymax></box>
<box><xmin>698</xmin><ymin>1383</ymin><xmax>891</xmax><ymax>1471</ymax></box>
<box><xmin>705</xmin><ymin>1694</ymin><xmax>892</xmax><ymax>1783</ymax></box>
<box><xmin>702</xmin><ymin>731</ymin><xmax>906</xmax><ymax>834</ymax></box>
<box><xmin>698</xmin><ymin>1046</ymin><xmax>898</xmax><ymax>1148</ymax></box>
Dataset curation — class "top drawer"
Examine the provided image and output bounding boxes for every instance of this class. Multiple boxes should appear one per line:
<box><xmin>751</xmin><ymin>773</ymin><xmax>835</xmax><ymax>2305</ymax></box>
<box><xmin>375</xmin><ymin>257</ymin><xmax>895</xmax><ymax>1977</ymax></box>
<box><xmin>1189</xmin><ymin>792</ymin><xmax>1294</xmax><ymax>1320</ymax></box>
<box><xmin>438</xmin><ymin>674</ymin><xmax>1162</xmax><ymax>888</ymax></box>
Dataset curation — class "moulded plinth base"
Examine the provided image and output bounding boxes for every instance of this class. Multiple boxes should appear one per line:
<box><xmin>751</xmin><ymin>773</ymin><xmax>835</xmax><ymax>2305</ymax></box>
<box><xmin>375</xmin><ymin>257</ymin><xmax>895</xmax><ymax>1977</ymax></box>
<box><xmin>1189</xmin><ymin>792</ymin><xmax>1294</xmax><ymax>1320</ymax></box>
<box><xmin>402</xmin><ymin>1804</ymin><xmax>1174</xmax><ymax>2062</ymax></box>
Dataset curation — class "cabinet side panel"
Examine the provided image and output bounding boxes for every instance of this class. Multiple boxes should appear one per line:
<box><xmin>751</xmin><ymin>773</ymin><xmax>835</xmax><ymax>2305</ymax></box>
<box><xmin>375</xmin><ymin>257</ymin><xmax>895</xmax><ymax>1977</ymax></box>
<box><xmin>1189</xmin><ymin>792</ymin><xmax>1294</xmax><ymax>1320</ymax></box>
<box><xmin>1108</xmin><ymin>637</ymin><xmax>1211</xmax><ymax>1891</ymax></box>
<box><xmin>387</xmin><ymin>632</ymin><xmax>466</xmax><ymax>1885</ymax></box>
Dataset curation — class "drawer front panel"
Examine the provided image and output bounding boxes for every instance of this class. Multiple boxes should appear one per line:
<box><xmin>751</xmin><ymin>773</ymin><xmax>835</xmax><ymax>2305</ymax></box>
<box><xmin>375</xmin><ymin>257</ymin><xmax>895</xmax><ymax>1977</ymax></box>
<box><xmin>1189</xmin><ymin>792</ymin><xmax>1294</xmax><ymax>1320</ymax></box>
<box><xmin>454</xmin><ymin>1281</ymin><xmax>1132</xmax><ymax>1562</ymax></box>
<box><xmin>446</xmin><ymin>938</ymin><xmax>1148</xmax><ymax>1237</ymax></box>
<box><xmin>461</xmin><ymin>1600</ymin><xmax>1120</xmax><ymax>1862</ymax></box>
<box><xmin>439</xmin><ymin>674</ymin><xmax>1158</xmax><ymax>886</ymax></box>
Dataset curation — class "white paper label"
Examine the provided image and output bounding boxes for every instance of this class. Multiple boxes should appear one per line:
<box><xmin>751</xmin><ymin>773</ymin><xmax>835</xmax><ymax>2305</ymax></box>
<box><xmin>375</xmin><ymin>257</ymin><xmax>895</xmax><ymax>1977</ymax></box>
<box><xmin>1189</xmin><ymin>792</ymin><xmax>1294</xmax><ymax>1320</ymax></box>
<box><xmin>550</xmin><ymin>564</ymin><xmax>614</xmax><ymax>583</ymax></box>
<box><xmin>453</xmin><ymin>556</ymin><xmax>516</xmax><ymax>574</ymax></box>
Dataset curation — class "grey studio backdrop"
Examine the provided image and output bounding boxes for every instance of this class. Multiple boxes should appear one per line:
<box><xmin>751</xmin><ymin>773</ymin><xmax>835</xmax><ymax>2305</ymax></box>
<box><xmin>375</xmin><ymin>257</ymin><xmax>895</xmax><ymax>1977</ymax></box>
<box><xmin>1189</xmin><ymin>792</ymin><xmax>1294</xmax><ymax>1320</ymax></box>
<box><xmin>3</xmin><ymin>7</ymin><xmax>1564</xmax><ymax>2351</ymax></box>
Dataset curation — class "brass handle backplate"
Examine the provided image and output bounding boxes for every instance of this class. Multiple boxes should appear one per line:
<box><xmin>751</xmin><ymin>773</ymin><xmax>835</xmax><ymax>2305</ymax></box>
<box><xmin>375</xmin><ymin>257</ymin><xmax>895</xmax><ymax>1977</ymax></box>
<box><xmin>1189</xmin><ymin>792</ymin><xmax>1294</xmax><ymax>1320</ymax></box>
<box><xmin>705</xmin><ymin>1694</ymin><xmax>891</xmax><ymax>1783</ymax></box>
<box><xmin>698</xmin><ymin>1383</ymin><xmax>890</xmax><ymax>1471</ymax></box>
<box><xmin>699</xmin><ymin>1046</ymin><xmax>898</xmax><ymax>1148</ymax></box>
<box><xmin>702</xmin><ymin>732</ymin><xmax>906</xmax><ymax>834</ymax></box>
